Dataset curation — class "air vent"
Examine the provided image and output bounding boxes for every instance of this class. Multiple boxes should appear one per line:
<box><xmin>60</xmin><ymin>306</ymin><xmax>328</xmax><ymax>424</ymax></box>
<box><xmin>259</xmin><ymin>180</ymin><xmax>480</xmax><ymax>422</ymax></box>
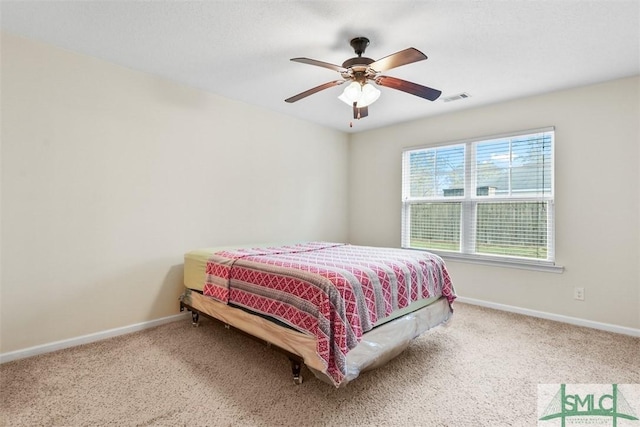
<box><xmin>442</xmin><ymin>92</ymin><xmax>471</xmax><ymax>103</ymax></box>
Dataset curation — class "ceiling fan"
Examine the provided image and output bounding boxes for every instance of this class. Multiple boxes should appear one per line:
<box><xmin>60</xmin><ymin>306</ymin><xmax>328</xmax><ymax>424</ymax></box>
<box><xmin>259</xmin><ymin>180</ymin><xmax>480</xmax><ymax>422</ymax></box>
<box><xmin>285</xmin><ymin>37</ymin><xmax>441</xmax><ymax>120</ymax></box>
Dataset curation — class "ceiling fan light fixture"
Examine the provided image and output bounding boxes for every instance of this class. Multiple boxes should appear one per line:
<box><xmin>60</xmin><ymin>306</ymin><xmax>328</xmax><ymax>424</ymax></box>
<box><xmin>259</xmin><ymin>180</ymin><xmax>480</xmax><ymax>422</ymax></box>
<box><xmin>339</xmin><ymin>81</ymin><xmax>380</xmax><ymax>107</ymax></box>
<box><xmin>357</xmin><ymin>83</ymin><xmax>381</xmax><ymax>107</ymax></box>
<box><xmin>337</xmin><ymin>92</ymin><xmax>351</xmax><ymax>105</ymax></box>
<box><xmin>339</xmin><ymin>81</ymin><xmax>362</xmax><ymax>104</ymax></box>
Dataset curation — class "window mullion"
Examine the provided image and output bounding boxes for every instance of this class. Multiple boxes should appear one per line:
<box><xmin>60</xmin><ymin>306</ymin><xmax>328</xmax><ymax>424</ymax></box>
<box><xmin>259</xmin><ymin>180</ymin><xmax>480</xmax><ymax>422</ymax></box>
<box><xmin>508</xmin><ymin>139</ymin><xmax>513</xmax><ymax>196</ymax></box>
<box><xmin>461</xmin><ymin>142</ymin><xmax>474</xmax><ymax>254</ymax></box>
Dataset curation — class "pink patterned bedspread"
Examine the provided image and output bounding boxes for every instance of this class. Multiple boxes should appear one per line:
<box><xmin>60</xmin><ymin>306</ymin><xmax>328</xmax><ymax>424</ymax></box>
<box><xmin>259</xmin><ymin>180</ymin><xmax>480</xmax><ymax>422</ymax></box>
<box><xmin>203</xmin><ymin>242</ymin><xmax>455</xmax><ymax>386</ymax></box>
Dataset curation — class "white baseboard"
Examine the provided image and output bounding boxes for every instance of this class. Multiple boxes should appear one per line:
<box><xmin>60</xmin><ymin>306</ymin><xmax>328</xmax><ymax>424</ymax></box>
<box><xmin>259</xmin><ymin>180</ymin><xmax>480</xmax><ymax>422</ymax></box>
<box><xmin>456</xmin><ymin>296</ymin><xmax>640</xmax><ymax>337</ymax></box>
<box><xmin>0</xmin><ymin>312</ymin><xmax>189</xmax><ymax>364</ymax></box>
<box><xmin>3</xmin><ymin>300</ymin><xmax>637</xmax><ymax>364</ymax></box>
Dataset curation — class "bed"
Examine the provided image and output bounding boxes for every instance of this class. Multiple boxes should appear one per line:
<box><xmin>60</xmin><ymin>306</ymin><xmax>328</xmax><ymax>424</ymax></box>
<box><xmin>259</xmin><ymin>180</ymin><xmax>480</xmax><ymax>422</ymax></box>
<box><xmin>179</xmin><ymin>242</ymin><xmax>456</xmax><ymax>387</ymax></box>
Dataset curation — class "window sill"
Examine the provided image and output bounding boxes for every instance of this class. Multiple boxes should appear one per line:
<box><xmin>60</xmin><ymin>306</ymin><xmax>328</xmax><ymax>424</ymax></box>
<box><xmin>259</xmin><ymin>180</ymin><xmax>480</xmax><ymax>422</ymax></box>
<box><xmin>406</xmin><ymin>248</ymin><xmax>565</xmax><ymax>273</ymax></box>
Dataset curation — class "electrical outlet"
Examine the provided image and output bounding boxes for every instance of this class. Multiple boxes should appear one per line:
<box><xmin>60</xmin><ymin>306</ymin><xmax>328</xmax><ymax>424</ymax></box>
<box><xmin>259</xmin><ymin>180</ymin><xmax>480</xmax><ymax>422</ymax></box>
<box><xmin>574</xmin><ymin>287</ymin><xmax>585</xmax><ymax>301</ymax></box>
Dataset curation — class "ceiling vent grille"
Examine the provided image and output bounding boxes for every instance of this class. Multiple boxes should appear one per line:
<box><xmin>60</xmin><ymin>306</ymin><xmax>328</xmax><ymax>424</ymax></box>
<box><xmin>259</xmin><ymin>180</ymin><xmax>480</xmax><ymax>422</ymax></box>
<box><xmin>442</xmin><ymin>92</ymin><xmax>471</xmax><ymax>102</ymax></box>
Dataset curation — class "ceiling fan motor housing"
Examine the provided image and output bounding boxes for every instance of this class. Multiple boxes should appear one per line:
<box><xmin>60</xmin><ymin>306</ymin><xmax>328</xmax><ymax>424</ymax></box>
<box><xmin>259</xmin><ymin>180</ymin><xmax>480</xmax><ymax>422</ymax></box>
<box><xmin>342</xmin><ymin>57</ymin><xmax>374</xmax><ymax>69</ymax></box>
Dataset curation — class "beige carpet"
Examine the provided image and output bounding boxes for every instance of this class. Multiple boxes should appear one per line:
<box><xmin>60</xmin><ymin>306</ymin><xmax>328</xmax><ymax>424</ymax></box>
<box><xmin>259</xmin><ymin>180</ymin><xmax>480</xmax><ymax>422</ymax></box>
<box><xmin>1</xmin><ymin>303</ymin><xmax>638</xmax><ymax>426</ymax></box>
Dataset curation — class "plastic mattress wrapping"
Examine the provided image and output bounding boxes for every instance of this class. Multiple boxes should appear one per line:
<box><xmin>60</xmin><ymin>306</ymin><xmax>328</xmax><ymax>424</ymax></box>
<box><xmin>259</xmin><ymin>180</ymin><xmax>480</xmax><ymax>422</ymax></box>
<box><xmin>308</xmin><ymin>297</ymin><xmax>453</xmax><ymax>387</ymax></box>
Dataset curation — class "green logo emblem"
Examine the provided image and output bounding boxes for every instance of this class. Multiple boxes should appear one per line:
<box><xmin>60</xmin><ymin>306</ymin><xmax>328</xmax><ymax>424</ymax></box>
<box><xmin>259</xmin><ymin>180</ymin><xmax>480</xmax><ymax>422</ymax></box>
<box><xmin>539</xmin><ymin>384</ymin><xmax>638</xmax><ymax>427</ymax></box>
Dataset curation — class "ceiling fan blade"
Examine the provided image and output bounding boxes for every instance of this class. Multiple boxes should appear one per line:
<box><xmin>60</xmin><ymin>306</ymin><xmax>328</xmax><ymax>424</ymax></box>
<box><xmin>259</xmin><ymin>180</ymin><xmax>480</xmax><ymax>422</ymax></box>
<box><xmin>376</xmin><ymin>76</ymin><xmax>442</xmax><ymax>101</ymax></box>
<box><xmin>285</xmin><ymin>80</ymin><xmax>344</xmax><ymax>103</ymax></box>
<box><xmin>353</xmin><ymin>104</ymin><xmax>369</xmax><ymax>120</ymax></box>
<box><xmin>369</xmin><ymin>48</ymin><xmax>427</xmax><ymax>72</ymax></box>
<box><xmin>290</xmin><ymin>57</ymin><xmax>347</xmax><ymax>73</ymax></box>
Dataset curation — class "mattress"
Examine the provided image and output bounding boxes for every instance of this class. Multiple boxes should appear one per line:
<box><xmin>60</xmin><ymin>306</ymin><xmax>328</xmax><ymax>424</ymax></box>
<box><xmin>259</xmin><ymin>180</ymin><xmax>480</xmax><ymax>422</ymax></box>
<box><xmin>184</xmin><ymin>243</ymin><xmax>295</xmax><ymax>291</ymax></box>
<box><xmin>184</xmin><ymin>246</ymin><xmax>437</xmax><ymax>328</ymax></box>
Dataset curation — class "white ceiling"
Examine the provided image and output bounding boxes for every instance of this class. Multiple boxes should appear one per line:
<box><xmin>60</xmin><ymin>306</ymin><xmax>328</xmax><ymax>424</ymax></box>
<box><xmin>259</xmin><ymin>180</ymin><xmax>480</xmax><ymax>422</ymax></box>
<box><xmin>2</xmin><ymin>1</ymin><xmax>639</xmax><ymax>133</ymax></box>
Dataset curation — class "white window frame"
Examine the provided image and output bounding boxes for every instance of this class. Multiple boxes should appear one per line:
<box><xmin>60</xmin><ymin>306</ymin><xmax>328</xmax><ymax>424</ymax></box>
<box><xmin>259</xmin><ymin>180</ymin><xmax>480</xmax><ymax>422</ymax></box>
<box><xmin>402</xmin><ymin>127</ymin><xmax>563</xmax><ymax>273</ymax></box>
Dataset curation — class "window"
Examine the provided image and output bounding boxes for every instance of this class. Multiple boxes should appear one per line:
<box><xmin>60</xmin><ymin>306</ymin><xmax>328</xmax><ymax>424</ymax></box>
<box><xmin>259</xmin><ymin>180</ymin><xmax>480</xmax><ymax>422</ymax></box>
<box><xmin>402</xmin><ymin>127</ymin><xmax>556</xmax><ymax>268</ymax></box>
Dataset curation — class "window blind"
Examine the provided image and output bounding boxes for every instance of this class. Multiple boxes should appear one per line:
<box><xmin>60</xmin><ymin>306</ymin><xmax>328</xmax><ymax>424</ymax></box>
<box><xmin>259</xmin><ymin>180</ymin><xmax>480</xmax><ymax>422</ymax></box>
<box><xmin>402</xmin><ymin>128</ymin><xmax>555</xmax><ymax>263</ymax></box>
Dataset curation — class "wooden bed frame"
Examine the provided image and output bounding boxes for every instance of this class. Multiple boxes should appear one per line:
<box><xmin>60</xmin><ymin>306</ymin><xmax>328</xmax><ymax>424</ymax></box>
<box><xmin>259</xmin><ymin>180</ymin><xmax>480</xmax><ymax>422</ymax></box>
<box><xmin>179</xmin><ymin>288</ymin><xmax>452</xmax><ymax>386</ymax></box>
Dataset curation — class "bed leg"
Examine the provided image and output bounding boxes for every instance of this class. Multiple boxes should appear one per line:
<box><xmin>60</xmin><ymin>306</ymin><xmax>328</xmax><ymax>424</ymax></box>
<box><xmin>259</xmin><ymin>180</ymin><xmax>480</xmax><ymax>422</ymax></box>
<box><xmin>191</xmin><ymin>311</ymin><xmax>200</xmax><ymax>327</ymax></box>
<box><xmin>290</xmin><ymin>358</ymin><xmax>303</xmax><ymax>385</ymax></box>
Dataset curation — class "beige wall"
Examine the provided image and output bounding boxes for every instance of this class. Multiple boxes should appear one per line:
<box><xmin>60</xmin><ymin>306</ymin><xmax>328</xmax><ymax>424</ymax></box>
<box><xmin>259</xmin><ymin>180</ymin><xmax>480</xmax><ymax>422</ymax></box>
<box><xmin>0</xmin><ymin>33</ymin><xmax>349</xmax><ymax>353</ymax></box>
<box><xmin>349</xmin><ymin>76</ymin><xmax>640</xmax><ymax>330</ymax></box>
